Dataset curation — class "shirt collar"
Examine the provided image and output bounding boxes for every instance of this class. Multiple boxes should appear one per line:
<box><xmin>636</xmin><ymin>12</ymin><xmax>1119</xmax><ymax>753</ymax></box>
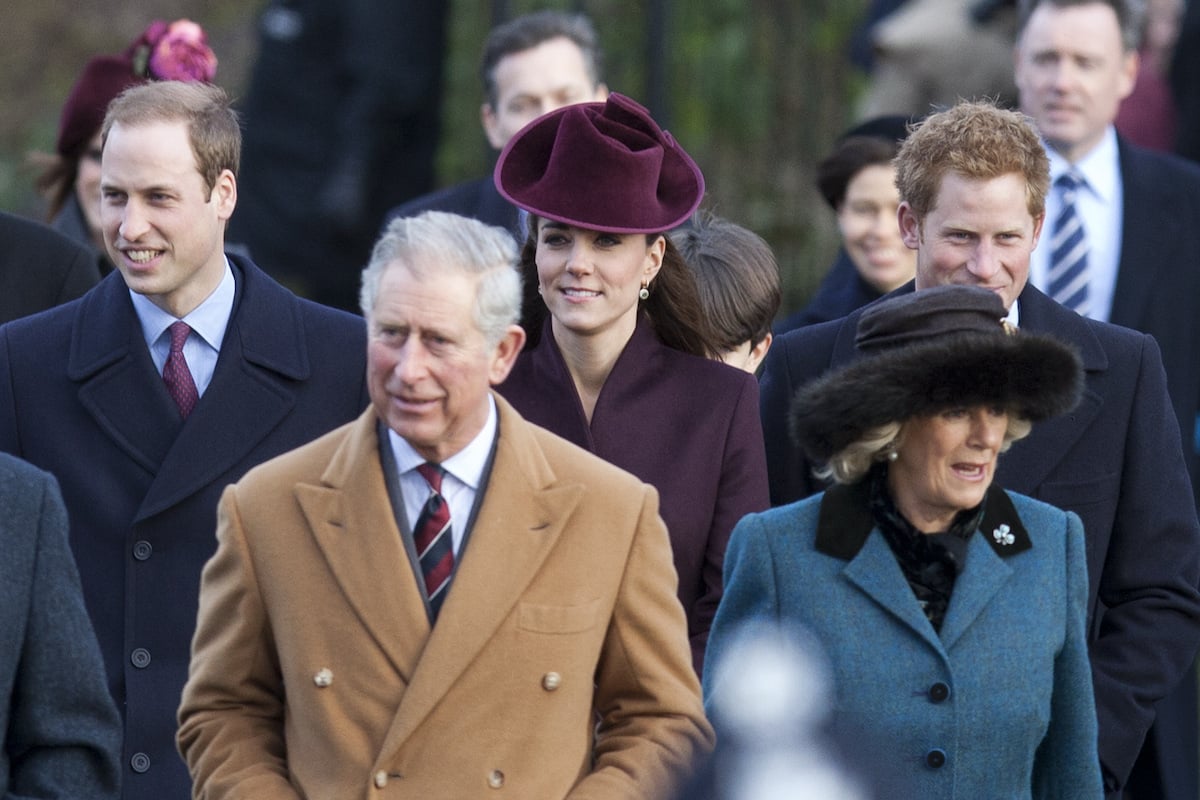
<box><xmin>1046</xmin><ymin>125</ymin><xmax>1120</xmax><ymax>205</ymax></box>
<box><xmin>131</xmin><ymin>259</ymin><xmax>236</xmax><ymax>351</ymax></box>
<box><xmin>388</xmin><ymin>393</ymin><xmax>498</xmax><ymax>490</ymax></box>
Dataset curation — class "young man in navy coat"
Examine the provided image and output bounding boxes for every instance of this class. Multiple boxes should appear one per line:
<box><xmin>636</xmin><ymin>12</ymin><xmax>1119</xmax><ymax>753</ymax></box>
<box><xmin>0</xmin><ymin>81</ymin><xmax>368</xmax><ymax>800</ymax></box>
<box><xmin>759</xmin><ymin>100</ymin><xmax>1200</xmax><ymax>798</ymax></box>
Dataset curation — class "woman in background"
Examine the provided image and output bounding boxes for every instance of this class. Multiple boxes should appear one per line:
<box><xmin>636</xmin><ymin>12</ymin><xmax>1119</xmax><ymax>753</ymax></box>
<box><xmin>776</xmin><ymin>115</ymin><xmax>916</xmax><ymax>332</ymax></box>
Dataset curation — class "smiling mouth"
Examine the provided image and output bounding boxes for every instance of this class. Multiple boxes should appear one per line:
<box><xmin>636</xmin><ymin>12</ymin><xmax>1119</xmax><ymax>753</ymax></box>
<box><xmin>562</xmin><ymin>288</ymin><xmax>601</xmax><ymax>298</ymax></box>
<box><xmin>124</xmin><ymin>249</ymin><xmax>161</xmax><ymax>264</ymax></box>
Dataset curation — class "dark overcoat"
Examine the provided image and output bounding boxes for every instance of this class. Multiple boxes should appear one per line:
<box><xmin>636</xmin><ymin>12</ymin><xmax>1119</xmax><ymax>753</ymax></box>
<box><xmin>0</xmin><ymin>210</ymin><xmax>100</xmax><ymax>324</ymax></box>
<box><xmin>0</xmin><ymin>453</ymin><xmax>121</xmax><ymax>798</ymax></box>
<box><xmin>0</xmin><ymin>254</ymin><xmax>369</xmax><ymax>799</ymax></box>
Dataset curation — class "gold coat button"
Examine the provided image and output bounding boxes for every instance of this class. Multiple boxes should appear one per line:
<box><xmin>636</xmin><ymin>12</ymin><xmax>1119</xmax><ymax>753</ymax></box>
<box><xmin>488</xmin><ymin>769</ymin><xmax>504</xmax><ymax>788</ymax></box>
<box><xmin>314</xmin><ymin>668</ymin><xmax>333</xmax><ymax>687</ymax></box>
<box><xmin>541</xmin><ymin>671</ymin><xmax>562</xmax><ymax>691</ymax></box>
<box><xmin>374</xmin><ymin>770</ymin><xmax>388</xmax><ymax>788</ymax></box>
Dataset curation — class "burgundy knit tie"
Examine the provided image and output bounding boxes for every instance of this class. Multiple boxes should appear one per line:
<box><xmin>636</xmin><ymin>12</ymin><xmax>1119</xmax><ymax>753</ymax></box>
<box><xmin>414</xmin><ymin>463</ymin><xmax>454</xmax><ymax>618</ymax></box>
<box><xmin>162</xmin><ymin>321</ymin><xmax>199</xmax><ymax>419</ymax></box>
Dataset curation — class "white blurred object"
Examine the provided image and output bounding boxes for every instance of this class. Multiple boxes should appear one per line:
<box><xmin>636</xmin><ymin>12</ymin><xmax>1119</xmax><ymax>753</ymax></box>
<box><xmin>708</xmin><ymin>622</ymin><xmax>870</xmax><ymax>800</ymax></box>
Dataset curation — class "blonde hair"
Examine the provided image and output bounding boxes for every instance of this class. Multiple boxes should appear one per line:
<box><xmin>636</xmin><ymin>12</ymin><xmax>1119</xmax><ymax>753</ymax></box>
<box><xmin>818</xmin><ymin>413</ymin><xmax>1034</xmax><ymax>485</ymax></box>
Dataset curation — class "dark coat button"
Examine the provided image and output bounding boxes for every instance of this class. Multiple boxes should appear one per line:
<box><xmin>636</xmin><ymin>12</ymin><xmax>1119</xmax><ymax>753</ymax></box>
<box><xmin>926</xmin><ymin>748</ymin><xmax>947</xmax><ymax>769</ymax></box>
<box><xmin>929</xmin><ymin>682</ymin><xmax>950</xmax><ymax>703</ymax></box>
<box><xmin>132</xmin><ymin>540</ymin><xmax>153</xmax><ymax>561</ymax></box>
<box><xmin>131</xmin><ymin>648</ymin><xmax>151</xmax><ymax>668</ymax></box>
<box><xmin>130</xmin><ymin>752</ymin><xmax>151</xmax><ymax>773</ymax></box>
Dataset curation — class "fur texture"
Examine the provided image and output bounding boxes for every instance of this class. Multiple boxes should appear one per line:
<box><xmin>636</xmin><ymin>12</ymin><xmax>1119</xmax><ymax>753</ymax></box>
<box><xmin>790</xmin><ymin>331</ymin><xmax>1083</xmax><ymax>462</ymax></box>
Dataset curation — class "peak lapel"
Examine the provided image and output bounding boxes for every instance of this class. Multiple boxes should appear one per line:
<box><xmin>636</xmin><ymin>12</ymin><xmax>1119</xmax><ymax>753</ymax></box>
<box><xmin>299</xmin><ymin>411</ymin><xmax>431</xmax><ymax>680</ymax></box>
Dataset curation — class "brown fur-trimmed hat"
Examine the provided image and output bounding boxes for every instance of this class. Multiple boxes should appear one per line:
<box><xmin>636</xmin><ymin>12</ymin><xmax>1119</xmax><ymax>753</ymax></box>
<box><xmin>790</xmin><ymin>286</ymin><xmax>1083</xmax><ymax>463</ymax></box>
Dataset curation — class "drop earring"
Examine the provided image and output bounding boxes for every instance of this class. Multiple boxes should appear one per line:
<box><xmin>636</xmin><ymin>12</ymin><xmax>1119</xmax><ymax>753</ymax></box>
<box><xmin>638</xmin><ymin>283</ymin><xmax>650</xmax><ymax>301</ymax></box>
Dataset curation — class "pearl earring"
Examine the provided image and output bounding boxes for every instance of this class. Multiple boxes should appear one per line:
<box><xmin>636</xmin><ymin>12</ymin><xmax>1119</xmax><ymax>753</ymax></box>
<box><xmin>638</xmin><ymin>284</ymin><xmax>650</xmax><ymax>301</ymax></box>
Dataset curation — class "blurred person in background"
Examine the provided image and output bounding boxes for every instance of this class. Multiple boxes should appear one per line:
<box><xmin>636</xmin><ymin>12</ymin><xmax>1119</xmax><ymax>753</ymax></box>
<box><xmin>776</xmin><ymin>116</ymin><xmax>915</xmax><ymax>332</ymax></box>
<box><xmin>384</xmin><ymin>9</ymin><xmax>609</xmax><ymax>241</ymax></box>
<box><xmin>230</xmin><ymin>0</ymin><xmax>448</xmax><ymax>312</ymax></box>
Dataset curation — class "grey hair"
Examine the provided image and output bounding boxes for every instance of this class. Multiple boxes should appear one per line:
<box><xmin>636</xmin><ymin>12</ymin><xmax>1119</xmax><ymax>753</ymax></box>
<box><xmin>818</xmin><ymin>414</ymin><xmax>1035</xmax><ymax>486</ymax></box>
<box><xmin>360</xmin><ymin>211</ymin><xmax>522</xmax><ymax>347</ymax></box>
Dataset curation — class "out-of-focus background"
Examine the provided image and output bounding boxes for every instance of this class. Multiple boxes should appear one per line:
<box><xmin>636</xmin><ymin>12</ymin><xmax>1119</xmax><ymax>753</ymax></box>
<box><xmin>0</xmin><ymin>0</ymin><xmax>869</xmax><ymax>318</ymax></box>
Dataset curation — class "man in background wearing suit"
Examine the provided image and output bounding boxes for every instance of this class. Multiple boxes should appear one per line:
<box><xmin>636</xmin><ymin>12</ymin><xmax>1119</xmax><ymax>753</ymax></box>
<box><xmin>178</xmin><ymin>211</ymin><xmax>712</xmax><ymax>799</ymax></box>
<box><xmin>0</xmin><ymin>453</ymin><xmax>121</xmax><ymax>799</ymax></box>
<box><xmin>759</xmin><ymin>100</ymin><xmax>1200</xmax><ymax>799</ymax></box>
<box><xmin>0</xmin><ymin>210</ymin><xmax>100</xmax><ymax>323</ymax></box>
<box><xmin>1016</xmin><ymin>2</ymin><xmax>1200</xmax><ymax>794</ymax></box>
<box><xmin>0</xmin><ymin>81</ymin><xmax>368</xmax><ymax>800</ymax></box>
<box><xmin>383</xmin><ymin>10</ymin><xmax>609</xmax><ymax>239</ymax></box>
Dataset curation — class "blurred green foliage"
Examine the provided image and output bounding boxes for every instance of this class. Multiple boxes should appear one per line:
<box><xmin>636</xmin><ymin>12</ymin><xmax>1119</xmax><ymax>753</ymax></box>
<box><xmin>1</xmin><ymin>0</ymin><xmax>869</xmax><ymax>318</ymax></box>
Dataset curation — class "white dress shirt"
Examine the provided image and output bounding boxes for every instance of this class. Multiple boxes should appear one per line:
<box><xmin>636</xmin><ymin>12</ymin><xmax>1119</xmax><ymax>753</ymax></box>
<box><xmin>388</xmin><ymin>394</ymin><xmax>498</xmax><ymax>556</ymax></box>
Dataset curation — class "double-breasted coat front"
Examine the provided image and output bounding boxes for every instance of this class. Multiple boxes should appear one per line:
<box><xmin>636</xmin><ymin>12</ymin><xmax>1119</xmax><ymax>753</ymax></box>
<box><xmin>178</xmin><ymin>398</ymin><xmax>713</xmax><ymax>799</ymax></box>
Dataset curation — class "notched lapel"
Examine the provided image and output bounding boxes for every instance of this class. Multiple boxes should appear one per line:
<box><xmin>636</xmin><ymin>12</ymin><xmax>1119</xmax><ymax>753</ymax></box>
<box><xmin>842</xmin><ymin>532</ymin><xmax>944</xmax><ymax>655</ymax></box>
<box><xmin>938</xmin><ymin>536</ymin><xmax>1014</xmax><ymax>651</ymax></box>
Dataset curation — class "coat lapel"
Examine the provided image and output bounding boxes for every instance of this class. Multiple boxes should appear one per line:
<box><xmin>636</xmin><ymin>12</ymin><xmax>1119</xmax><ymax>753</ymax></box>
<box><xmin>842</xmin><ymin>532</ymin><xmax>945</xmax><ymax>654</ymax></box>
<box><xmin>997</xmin><ymin>286</ymin><xmax>1107</xmax><ymax>494</ymax></box>
<box><xmin>137</xmin><ymin>258</ymin><xmax>318</xmax><ymax>520</ymax></box>
<box><xmin>1110</xmin><ymin>140</ymin><xmax>1174</xmax><ymax>328</ymax></box>
<box><xmin>939</xmin><ymin>536</ymin><xmax>1014</xmax><ymax>651</ymax></box>
<box><xmin>377</xmin><ymin>397</ymin><xmax>585</xmax><ymax>759</ymax></box>
<box><xmin>69</xmin><ymin>274</ymin><xmax>182</xmax><ymax>475</ymax></box>
<box><xmin>298</xmin><ymin>409</ymin><xmax>432</xmax><ymax>681</ymax></box>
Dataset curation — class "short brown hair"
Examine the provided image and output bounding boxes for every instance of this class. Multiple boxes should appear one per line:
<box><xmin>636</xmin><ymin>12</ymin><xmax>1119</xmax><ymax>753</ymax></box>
<box><xmin>670</xmin><ymin>213</ymin><xmax>781</xmax><ymax>351</ymax></box>
<box><xmin>102</xmin><ymin>81</ymin><xmax>240</xmax><ymax>196</ymax></box>
<box><xmin>895</xmin><ymin>100</ymin><xmax>1049</xmax><ymax>222</ymax></box>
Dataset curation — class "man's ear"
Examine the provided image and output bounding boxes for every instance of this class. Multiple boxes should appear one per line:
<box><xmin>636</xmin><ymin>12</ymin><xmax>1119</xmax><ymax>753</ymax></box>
<box><xmin>898</xmin><ymin>201</ymin><xmax>921</xmax><ymax>250</ymax></box>
<box><xmin>488</xmin><ymin>324</ymin><xmax>527</xmax><ymax>386</ymax></box>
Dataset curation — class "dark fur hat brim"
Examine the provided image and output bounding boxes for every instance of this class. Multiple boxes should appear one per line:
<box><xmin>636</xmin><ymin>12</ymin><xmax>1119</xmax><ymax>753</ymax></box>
<box><xmin>789</xmin><ymin>331</ymin><xmax>1083</xmax><ymax>463</ymax></box>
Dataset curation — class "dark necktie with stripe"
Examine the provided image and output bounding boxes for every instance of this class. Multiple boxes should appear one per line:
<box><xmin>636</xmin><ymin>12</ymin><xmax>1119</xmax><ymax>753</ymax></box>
<box><xmin>1047</xmin><ymin>170</ymin><xmax>1090</xmax><ymax>317</ymax></box>
<box><xmin>414</xmin><ymin>463</ymin><xmax>454</xmax><ymax>618</ymax></box>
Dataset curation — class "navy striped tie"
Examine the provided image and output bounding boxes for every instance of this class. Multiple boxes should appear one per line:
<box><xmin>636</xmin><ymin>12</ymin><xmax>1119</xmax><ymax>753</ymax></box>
<box><xmin>1047</xmin><ymin>171</ymin><xmax>1090</xmax><ymax>316</ymax></box>
<box><xmin>413</xmin><ymin>463</ymin><xmax>454</xmax><ymax>618</ymax></box>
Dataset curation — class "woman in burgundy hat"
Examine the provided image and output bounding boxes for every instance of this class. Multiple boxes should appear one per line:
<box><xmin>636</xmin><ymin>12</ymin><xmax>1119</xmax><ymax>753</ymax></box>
<box><xmin>32</xmin><ymin>20</ymin><xmax>217</xmax><ymax>271</ymax></box>
<box><xmin>493</xmin><ymin>93</ymin><xmax>770</xmax><ymax>674</ymax></box>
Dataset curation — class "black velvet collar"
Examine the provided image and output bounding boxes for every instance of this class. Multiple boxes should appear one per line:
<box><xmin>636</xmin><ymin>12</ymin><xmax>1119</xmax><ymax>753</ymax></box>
<box><xmin>814</xmin><ymin>477</ymin><xmax>1032</xmax><ymax>561</ymax></box>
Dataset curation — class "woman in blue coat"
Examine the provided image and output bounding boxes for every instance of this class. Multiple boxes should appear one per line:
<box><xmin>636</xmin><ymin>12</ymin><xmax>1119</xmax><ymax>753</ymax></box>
<box><xmin>705</xmin><ymin>285</ymin><xmax>1102</xmax><ymax>798</ymax></box>
<box><xmin>493</xmin><ymin>93</ymin><xmax>769</xmax><ymax>673</ymax></box>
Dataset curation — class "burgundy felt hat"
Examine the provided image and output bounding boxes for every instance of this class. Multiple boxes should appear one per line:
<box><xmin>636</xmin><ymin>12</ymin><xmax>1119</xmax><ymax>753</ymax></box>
<box><xmin>56</xmin><ymin>55</ymin><xmax>144</xmax><ymax>157</ymax></box>
<box><xmin>494</xmin><ymin>92</ymin><xmax>705</xmax><ymax>234</ymax></box>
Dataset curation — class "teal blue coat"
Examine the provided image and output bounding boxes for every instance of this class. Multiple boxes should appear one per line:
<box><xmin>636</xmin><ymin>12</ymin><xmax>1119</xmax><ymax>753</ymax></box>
<box><xmin>704</xmin><ymin>483</ymin><xmax>1102</xmax><ymax>799</ymax></box>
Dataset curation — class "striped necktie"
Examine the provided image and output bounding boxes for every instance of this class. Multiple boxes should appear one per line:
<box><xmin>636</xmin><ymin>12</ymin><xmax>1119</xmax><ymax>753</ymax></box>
<box><xmin>413</xmin><ymin>463</ymin><xmax>454</xmax><ymax>618</ymax></box>
<box><xmin>1047</xmin><ymin>171</ymin><xmax>1090</xmax><ymax>316</ymax></box>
